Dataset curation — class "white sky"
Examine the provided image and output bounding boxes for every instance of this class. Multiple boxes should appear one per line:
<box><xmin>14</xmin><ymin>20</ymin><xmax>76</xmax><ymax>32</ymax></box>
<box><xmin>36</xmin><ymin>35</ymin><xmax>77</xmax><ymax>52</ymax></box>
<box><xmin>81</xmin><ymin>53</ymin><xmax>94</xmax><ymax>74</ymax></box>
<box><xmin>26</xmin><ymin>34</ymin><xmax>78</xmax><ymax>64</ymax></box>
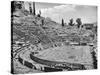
<box><xmin>24</xmin><ymin>2</ymin><xmax>97</xmax><ymax>23</ymax></box>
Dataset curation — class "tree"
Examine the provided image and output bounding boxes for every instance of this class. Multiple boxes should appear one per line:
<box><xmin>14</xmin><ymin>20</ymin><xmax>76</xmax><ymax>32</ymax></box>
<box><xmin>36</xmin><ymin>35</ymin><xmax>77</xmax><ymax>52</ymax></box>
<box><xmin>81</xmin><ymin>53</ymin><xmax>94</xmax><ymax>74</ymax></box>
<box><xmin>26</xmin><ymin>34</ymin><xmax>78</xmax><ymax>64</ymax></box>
<box><xmin>11</xmin><ymin>1</ymin><xmax>23</xmax><ymax>13</ymax></box>
<box><xmin>68</xmin><ymin>18</ymin><xmax>74</xmax><ymax>26</ymax></box>
<box><xmin>62</xmin><ymin>18</ymin><xmax>64</xmax><ymax>27</ymax></box>
<box><xmin>29</xmin><ymin>3</ymin><xmax>32</xmax><ymax>14</ymax></box>
<box><xmin>33</xmin><ymin>2</ymin><xmax>36</xmax><ymax>15</ymax></box>
<box><xmin>76</xmin><ymin>18</ymin><xmax>82</xmax><ymax>28</ymax></box>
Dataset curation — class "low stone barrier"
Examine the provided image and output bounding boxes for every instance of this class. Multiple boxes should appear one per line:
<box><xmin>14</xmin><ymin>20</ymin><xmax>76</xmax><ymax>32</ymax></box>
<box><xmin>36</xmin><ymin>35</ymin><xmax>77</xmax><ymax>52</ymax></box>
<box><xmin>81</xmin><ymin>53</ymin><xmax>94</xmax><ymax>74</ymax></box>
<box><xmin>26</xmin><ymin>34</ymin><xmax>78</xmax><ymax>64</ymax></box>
<box><xmin>18</xmin><ymin>50</ymin><xmax>86</xmax><ymax>72</ymax></box>
<box><xmin>30</xmin><ymin>52</ymin><xmax>86</xmax><ymax>70</ymax></box>
<box><xmin>18</xmin><ymin>55</ymin><xmax>35</xmax><ymax>69</ymax></box>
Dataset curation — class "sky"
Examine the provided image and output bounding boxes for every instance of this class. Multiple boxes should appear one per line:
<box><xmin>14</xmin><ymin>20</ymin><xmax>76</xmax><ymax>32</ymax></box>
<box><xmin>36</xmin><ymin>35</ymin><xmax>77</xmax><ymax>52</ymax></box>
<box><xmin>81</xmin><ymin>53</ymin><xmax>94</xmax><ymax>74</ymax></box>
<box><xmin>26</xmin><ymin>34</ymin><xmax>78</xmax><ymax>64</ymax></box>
<box><xmin>24</xmin><ymin>1</ymin><xmax>97</xmax><ymax>24</ymax></box>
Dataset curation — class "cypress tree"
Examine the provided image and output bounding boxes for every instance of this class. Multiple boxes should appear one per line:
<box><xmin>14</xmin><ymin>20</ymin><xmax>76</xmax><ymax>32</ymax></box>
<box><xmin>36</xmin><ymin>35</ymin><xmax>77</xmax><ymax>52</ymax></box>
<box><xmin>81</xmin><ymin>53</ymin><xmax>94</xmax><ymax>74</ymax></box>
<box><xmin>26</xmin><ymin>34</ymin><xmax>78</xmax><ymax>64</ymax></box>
<box><xmin>33</xmin><ymin>2</ymin><xmax>36</xmax><ymax>15</ymax></box>
<box><xmin>68</xmin><ymin>18</ymin><xmax>74</xmax><ymax>26</ymax></box>
<box><xmin>29</xmin><ymin>3</ymin><xmax>32</xmax><ymax>14</ymax></box>
<box><xmin>62</xmin><ymin>18</ymin><xmax>64</xmax><ymax>27</ymax></box>
<box><xmin>76</xmin><ymin>18</ymin><xmax>82</xmax><ymax>28</ymax></box>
